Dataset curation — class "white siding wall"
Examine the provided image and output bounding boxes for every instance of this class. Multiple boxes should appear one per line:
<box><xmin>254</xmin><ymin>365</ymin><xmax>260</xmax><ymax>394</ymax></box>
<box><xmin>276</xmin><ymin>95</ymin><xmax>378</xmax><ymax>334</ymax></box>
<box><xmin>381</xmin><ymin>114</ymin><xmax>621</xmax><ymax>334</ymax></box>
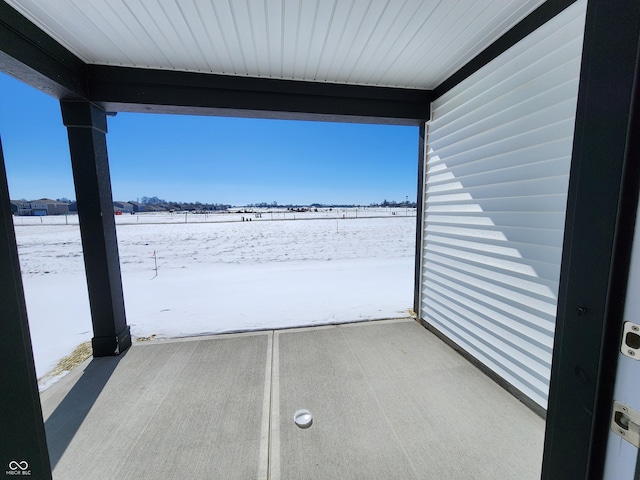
<box><xmin>420</xmin><ymin>1</ymin><xmax>587</xmax><ymax>409</ymax></box>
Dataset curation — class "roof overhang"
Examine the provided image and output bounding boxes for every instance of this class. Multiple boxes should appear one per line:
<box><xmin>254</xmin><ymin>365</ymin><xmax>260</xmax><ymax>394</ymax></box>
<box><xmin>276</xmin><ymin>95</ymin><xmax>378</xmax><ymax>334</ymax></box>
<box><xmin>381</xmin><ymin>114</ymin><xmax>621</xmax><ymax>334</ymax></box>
<box><xmin>0</xmin><ymin>1</ymin><xmax>577</xmax><ymax>124</ymax></box>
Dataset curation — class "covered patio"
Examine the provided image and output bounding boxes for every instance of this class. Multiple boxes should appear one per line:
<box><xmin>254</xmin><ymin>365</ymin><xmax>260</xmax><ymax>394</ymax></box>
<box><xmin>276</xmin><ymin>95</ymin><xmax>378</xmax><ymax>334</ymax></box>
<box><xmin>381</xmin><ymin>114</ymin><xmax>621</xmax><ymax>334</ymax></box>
<box><xmin>2</xmin><ymin>0</ymin><xmax>640</xmax><ymax>478</ymax></box>
<box><xmin>41</xmin><ymin>319</ymin><xmax>544</xmax><ymax>479</ymax></box>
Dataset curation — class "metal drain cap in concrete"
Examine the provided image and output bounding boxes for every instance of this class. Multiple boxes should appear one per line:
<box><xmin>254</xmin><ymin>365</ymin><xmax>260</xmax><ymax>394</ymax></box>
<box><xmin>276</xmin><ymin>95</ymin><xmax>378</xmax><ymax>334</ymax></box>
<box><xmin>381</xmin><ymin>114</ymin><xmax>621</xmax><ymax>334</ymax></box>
<box><xmin>294</xmin><ymin>409</ymin><xmax>313</xmax><ymax>429</ymax></box>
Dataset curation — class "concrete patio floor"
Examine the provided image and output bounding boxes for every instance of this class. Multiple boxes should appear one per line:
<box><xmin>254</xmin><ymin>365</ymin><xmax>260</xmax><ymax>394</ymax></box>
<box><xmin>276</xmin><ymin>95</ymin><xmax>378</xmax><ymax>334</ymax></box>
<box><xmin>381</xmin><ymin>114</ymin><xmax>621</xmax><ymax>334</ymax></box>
<box><xmin>40</xmin><ymin>319</ymin><xmax>544</xmax><ymax>479</ymax></box>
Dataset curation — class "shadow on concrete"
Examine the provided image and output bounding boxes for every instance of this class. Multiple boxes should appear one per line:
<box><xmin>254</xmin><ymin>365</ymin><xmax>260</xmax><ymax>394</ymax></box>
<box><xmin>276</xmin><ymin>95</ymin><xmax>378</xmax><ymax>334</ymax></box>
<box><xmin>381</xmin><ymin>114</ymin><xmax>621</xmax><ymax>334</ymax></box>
<box><xmin>44</xmin><ymin>351</ymin><xmax>127</xmax><ymax>469</ymax></box>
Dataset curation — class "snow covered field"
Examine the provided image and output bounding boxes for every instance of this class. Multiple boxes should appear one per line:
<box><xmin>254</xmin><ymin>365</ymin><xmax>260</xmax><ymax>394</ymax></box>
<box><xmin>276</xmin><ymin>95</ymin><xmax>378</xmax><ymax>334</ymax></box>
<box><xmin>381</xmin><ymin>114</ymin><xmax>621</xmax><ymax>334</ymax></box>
<box><xmin>14</xmin><ymin>208</ymin><xmax>417</xmax><ymax>382</ymax></box>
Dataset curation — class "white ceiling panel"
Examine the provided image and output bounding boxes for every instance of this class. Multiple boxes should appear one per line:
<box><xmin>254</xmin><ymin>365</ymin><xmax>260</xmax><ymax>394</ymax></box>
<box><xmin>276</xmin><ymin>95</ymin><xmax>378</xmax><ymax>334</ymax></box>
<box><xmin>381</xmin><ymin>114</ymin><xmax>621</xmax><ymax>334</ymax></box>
<box><xmin>6</xmin><ymin>0</ymin><xmax>546</xmax><ymax>89</ymax></box>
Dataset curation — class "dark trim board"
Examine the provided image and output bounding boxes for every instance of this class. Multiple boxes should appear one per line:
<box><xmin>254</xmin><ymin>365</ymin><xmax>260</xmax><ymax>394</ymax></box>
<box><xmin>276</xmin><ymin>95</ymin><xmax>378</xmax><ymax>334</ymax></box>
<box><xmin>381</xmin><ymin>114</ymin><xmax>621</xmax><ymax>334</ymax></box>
<box><xmin>413</xmin><ymin>124</ymin><xmax>426</xmax><ymax>315</ymax></box>
<box><xmin>94</xmin><ymin>102</ymin><xmax>426</xmax><ymax>126</ymax></box>
<box><xmin>0</xmin><ymin>1</ymin><xmax>86</xmax><ymax>99</ymax></box>
<box><xmin>418</xmin><ymin>318</ymin><xmax>547</xmax><ymax>419</ymax></box>
<box><xmin>433</xmin><ymin>0</ymin><xmax>577</xmax><ymax>99</ymax></box>
<box><xmin>88</xmin><ymin>66</ymin><xmax>431</xmax><ymax>125</ymax></box>
<box><xmin>542</xmin><ymin>0</ymin><xmax>640</xmax><ymax>478</ymax></box>
<box><xmin>0</xmin><ymin>138</ymin><xmax>52</xmax><ymax>479</ymax></box>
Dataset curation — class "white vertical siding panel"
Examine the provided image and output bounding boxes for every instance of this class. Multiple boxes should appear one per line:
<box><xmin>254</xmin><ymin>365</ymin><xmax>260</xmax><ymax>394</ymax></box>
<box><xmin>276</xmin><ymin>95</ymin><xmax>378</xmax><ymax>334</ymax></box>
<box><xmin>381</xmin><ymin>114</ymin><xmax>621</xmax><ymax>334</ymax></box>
<box><xmin>307</xmin><ymin>0</ymin><xmax>339</xmax><ymax>81</ymax></box>
<box><xmin>420</xmin><ymin>1</ymin><xmax>587</xmax><ymax>409</ymax></box>
<box><xmin>298</xmin><ymin>0</ymin><xmax>334</xmax><ymax>80</ymax></box>
<box><xmin>234</xmin><ymin>0</ymin><xmax>267</xmax><ymax>76</ymax></box>
<box><xmin>63</xmin><ymin>0</ymin><xmax>142</xmax><ymax>65</ymax></box>
<box><xmin>291</xmin><ymin>0</ymin><xmax>318</xmax><ymax>79</ymax></box>
<box><xmin>157</xmin><ymin>1</ymin><xmax>208</xmax><ymax>71</ymax></box>
<box><xmin>190</xmin><ymin>1</ymin><xmax>236</xmax><ymax>74</ymax></box>
<box><xmin>262</xmin><ymin>0</ymin><xmax>283</xmax><ymax>77</ymax></box>
<box><xmin>316</xmin><ymin>1</ymin><xmax>359</xmax><ymax>82</ymax></box>
<box><xmin>280</xmin><ymin>0</ymin><xmax>301</xmax><ymax>78</ymax></box>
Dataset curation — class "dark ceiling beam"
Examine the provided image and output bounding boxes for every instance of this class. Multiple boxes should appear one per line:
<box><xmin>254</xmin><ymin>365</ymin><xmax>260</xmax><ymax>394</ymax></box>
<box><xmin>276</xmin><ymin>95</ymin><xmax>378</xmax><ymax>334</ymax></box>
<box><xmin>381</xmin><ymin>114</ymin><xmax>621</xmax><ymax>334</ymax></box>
<box><xmin>0</xmin><ymin>2</ymin><xmax>87</xmax><ymax>99</ymax></box>
<box><xmin>88</xmin><ymin>65</ymin><xmax>431</xmax><ymax>125</ymax></box>
<box><xmin>433</xmin><ymin>0</ymin><xmax>577</xmax><ymax>99</ymax></box>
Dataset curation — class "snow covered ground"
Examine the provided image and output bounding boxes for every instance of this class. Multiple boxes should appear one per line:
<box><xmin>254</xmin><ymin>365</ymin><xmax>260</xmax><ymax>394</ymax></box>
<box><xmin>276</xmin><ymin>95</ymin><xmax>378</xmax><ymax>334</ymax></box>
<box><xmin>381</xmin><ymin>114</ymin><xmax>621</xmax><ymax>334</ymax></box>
<box><xmin>13</xmin><ymin>208</ymin><xmax>417</xmax><ymax>383</ymax></box>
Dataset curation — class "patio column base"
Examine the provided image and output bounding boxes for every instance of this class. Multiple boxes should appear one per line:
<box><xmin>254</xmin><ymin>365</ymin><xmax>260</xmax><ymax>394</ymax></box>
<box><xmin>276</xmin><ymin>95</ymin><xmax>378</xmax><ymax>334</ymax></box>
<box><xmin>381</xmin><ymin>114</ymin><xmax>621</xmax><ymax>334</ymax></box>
<box><xmin>92</xmin><ymin>326</ymin><xmax>132</xmax><ymax>357</ymax></box>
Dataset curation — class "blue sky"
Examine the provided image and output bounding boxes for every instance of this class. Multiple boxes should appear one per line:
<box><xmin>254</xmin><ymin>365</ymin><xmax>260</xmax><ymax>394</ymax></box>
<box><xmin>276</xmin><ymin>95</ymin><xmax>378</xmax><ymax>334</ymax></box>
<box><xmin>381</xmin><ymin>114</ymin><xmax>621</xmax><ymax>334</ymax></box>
<box><xmin>0</xmin><ymin>72</ymin><xmax>418</xmax><ymax>206</ymax></box>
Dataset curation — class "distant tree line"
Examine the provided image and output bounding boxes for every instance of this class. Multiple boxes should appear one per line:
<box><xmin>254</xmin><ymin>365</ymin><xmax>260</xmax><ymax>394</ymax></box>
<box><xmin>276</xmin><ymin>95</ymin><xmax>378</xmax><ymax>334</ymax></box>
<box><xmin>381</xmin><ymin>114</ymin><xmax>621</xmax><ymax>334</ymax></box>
<box><xmin>139</xmin><ymin>196</ymin><xmax>166</xmax><ymax>205</ymax></box>
<box><xmin>33</xmin><ymin>195</ymin><xmax>415</xmax><ymax>209</ymax></box>
<box><xmin>247</xmin><ymin>201</ymin><xmax>279</xmax><ymax>208</ymax></box>
<box><xmin>137</xmin><ymin>196</ymin><xmax>230</xmax><ymax>211</ymax></box>
<box><xmin>245</xmin><ymin>200</ymin><xmax>418</xmax><ymax>208</ymax></box>
<box><xmin>369</xmin><ymin>199</ymin><xmax>417</xmax><ymax>208</ymax></box>
<box><xmin>247</xmin><ymin>202</ymin><xmax>365</xmax><ymax>208</ymax></box>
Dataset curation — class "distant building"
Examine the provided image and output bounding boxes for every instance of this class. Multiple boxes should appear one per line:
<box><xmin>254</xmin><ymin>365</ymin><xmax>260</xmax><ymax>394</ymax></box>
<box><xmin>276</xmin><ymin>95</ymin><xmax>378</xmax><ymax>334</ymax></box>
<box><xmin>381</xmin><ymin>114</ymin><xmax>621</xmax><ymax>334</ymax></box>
<box><xmin>156</xmin><ymin>203</ymin><xmax>180</xmax><ymax>212</ymax></box>
<box><xmin>113</xmin><ymin>201</ymin><xmax>134</xmax><ymax>214</ymax></box>
<box><xmin>129</xmin><ymin>201</ymin><xmax>146</xmax><ymax>213</ymax></box>
<box><xmin>144</xmin><ymin>204</ymin><xmax>163</xmax><ymax>212</ymax></box>
<box><xmin>28</xmin><ymin>199</ymin><xmax>69</xmax><ymax>216</ymax></box>
<box><xmin>10</xmin><ymin>200</ymin><xmax>31</xmax><ymax>216</ymax></box>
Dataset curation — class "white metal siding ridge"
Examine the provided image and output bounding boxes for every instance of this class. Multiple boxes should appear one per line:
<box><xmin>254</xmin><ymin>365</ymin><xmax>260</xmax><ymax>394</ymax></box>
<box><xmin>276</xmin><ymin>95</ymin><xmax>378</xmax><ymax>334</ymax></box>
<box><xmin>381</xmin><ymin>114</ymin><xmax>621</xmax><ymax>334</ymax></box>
<box><xmin>420</xmin><ymin>0</ymin><xmax>587</xmax><ymax>409</ymax></box>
